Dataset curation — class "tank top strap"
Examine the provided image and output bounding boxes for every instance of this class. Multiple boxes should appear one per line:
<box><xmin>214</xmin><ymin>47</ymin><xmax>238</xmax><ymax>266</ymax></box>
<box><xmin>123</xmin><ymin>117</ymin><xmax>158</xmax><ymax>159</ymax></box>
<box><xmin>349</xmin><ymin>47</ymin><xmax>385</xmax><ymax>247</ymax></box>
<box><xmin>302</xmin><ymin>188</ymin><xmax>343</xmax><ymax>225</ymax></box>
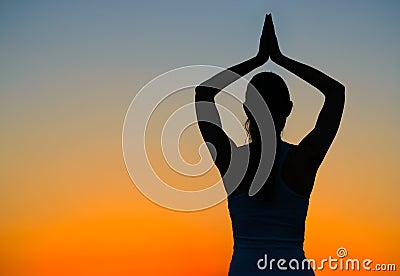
<box><xmin>276</xmin><ymin>141</ymin><xmax>292</xmax><ymax>172</ymax></box>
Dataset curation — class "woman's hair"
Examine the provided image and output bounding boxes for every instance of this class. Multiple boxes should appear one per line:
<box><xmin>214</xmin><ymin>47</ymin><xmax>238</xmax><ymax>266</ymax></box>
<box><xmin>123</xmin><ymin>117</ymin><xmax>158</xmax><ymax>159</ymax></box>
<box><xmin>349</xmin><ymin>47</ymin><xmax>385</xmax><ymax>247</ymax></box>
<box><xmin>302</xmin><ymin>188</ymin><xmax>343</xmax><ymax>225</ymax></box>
<box><xmin>244</xmin><ymin>72</ymin><xmax>292</xmax><ymax>141</ymax></box>
<box><xmin>241</xmin><ymin>72</ymin><xmax>292</xmax><ymax>199</ymax></box>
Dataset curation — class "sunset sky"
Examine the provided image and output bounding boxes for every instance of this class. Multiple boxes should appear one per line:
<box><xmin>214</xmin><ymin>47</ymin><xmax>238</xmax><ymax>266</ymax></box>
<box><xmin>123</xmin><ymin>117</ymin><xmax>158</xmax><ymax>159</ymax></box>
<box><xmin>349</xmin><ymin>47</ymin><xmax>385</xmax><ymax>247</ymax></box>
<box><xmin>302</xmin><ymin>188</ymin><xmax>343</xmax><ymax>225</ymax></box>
<box><xmin>1</xmin><ymin>1</ymin><xmax>399</xmax><ymax>275</ymax></box>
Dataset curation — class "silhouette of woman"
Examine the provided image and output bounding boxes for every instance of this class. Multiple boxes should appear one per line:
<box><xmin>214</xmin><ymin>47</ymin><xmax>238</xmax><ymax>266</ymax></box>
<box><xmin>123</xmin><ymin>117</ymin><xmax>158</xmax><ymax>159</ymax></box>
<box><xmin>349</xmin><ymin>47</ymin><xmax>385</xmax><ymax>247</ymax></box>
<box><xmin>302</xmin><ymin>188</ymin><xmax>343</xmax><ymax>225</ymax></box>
<box><xmin>195</xmin><ymin>14</ymin><xmax>345</xmax><ymax>275</ymax></box>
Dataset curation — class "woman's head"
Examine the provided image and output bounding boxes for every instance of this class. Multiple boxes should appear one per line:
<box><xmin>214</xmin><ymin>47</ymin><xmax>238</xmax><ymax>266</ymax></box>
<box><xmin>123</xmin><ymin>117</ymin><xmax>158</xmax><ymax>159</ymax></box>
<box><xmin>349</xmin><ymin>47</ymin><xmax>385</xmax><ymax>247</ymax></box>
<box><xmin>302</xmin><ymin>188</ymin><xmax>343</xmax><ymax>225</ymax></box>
<box><xmin>244</xmin><ymin>72</ymin><xmax>292</xmax><ymax>141</ymax></box>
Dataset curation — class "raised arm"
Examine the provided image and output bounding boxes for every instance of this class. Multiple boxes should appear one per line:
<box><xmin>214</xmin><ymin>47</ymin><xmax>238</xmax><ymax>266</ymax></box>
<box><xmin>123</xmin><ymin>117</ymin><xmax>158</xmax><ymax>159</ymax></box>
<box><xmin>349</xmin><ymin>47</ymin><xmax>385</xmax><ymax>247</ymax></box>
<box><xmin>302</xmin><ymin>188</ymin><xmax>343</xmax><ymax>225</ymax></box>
<box><xmin>195</xmin><ymin>14</ymin><xmax>270</xmax><ymax>174</ymax></box>
<box><xmin>267</xmin><ymin>15</ymin><xmax>345</xmax><ymax>171</ymax></box>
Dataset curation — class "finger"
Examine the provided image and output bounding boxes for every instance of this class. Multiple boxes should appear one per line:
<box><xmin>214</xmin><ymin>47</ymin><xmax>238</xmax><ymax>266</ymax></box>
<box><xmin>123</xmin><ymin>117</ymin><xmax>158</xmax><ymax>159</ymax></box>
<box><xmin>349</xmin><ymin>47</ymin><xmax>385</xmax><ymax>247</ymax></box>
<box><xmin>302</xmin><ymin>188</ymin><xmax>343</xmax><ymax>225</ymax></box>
<box><xmin>264</xmin><ymin>14</ymin><xmax>272</xmax><ymax>29</ymax></box>
<box><xmin>269</xmin><ymin>17</ymin><xmax>276</xmax><ymax>33</ymax></box>
<box><xmin>263</xmin><ymin>14</ymin><xmax>269</xmax><ymax>29</ymax></box>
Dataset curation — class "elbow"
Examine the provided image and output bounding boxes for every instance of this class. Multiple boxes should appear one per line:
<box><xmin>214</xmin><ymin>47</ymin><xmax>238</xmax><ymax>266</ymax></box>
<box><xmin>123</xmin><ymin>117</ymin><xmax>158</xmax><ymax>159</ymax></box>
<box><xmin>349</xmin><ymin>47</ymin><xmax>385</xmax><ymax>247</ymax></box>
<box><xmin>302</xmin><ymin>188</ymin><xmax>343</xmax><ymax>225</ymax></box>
<box><xmin>337</xmin><ymin>83</ymin><xmax>345</xmax><ymax>105</ymax></box>
<box><xmin>325</xmin><ymin>83</ymin><xmax>345</xmax><ymax>107</ymax></box>
<box><xmin>331</xmin><ymin>82</ymin><xmax>345</xmax><ymax>101</ymax></box>
<box><xmin>195</xmin><ymin>85</ymin><xmax>206</xmax><ymax>95</ymax></box>
<box><xmin>195</xmin><ymin>85</ymin><xmax>217</xmax><ymax>102</ymax></box>
<box><xmin>337</xmin><ymin>83</ymin><xmax>345</xmax><ymax>95</ymax></box>
<box><xmin>336</xmin><ymin>84</ymin><xmax>346</xmax><ymax>109</ymax></box>
<box><xmin>195</xmin><ymin>86</ymin><xmax>207</xmax><ymax>101</ymax></box>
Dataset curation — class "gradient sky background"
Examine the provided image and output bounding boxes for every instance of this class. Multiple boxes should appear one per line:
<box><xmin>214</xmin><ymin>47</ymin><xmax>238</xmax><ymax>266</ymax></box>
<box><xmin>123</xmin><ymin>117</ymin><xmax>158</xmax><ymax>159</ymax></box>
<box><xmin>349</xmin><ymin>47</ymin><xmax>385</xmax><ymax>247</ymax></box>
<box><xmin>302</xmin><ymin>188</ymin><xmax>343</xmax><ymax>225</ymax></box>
<box><xmin>1</xmin><ymin>1</ymin><xmax>399</xmax><ymax>275</ymax></box>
